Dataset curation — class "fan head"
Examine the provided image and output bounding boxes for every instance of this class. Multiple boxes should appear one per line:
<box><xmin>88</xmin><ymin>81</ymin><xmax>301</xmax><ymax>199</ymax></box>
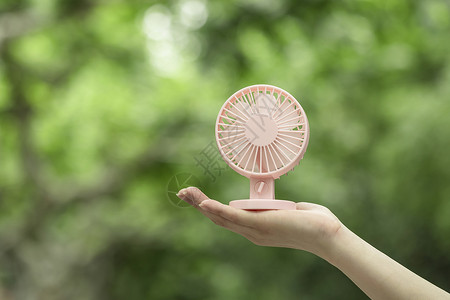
<box><xmin>215</xmin><ymin>84</ymin><xmax>309</xmax><ymax>180</ymax></box>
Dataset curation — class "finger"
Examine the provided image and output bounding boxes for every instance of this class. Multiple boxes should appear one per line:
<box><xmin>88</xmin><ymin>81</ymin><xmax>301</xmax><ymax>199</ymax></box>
<box><xmin>177</xmin><ymin>187</ymin><xmax>217</xmax><ymax>216</ymax></box>
<box><xmin>199</xmin><ymin>199</ymin><xmax>258</xmax><ymax>229</ymax></box>
<box><xmin>177</xmin><ymin>186</ymin><xmax>209</xmax><ymax>208</ymax></box>
<box><xmin>204</xmin><ymin>211</ymin><xmax>257</xmax><ymax>237</ymax></box>
<box><xmin>176</xmin><ymin>188</ymin><xmax>256</xmax><ymax>237</ymax></box>
<box><xmin>177</xmin><ymin>187</ymin><xmax>258</xmax><ymax>233</ymax></box>
<box><xmin>296</xmin><ymin>202</ymin><xmax>331</xmax><ymax>214</ymax></box>
<box><xmin>296</xmin><ymin>202</ymin><xmax>325</xmax><ymax>210</ymax></box>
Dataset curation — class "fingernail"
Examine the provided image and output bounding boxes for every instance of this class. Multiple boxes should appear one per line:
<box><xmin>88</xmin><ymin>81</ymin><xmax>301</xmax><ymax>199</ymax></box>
<box><xmin>178</xmin><ymin>190</ymin><xmax>195</xmax><ymax>206</ymax></box>
<box><xmin>176</xmin><ymin>190</ymin><xmax>186</xmax><ymax>198</ymax></box>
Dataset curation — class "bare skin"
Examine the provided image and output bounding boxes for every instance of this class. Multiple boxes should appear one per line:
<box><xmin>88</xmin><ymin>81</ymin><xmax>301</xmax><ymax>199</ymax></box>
<box><xmin>177</xmin><ymin>187</ymin><xmax>450</xmax><ymax>300</ymax></box>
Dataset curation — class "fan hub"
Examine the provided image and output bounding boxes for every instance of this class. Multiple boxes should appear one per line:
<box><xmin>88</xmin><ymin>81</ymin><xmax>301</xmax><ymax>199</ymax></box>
<box><xmin>244</xmin><ymin>114</ymin><xmax>278</xmax><ymax>147</ymax></box>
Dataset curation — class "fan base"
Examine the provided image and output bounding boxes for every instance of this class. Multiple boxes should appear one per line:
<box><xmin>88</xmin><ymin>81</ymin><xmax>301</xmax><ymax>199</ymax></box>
<box><xmin>229</xmin><ymin>199</ymin><xmax>296</xmax><ymax>210</ymax></box>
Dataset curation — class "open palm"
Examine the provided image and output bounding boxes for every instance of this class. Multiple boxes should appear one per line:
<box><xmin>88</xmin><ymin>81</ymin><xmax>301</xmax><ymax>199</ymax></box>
<box><xmin>177</xmin><ymin>187</ymin><xmax>343</xmax><ymax>257</ymax></box>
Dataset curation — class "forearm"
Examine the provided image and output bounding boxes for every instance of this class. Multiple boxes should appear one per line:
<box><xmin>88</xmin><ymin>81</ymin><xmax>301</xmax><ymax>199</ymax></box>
<box><xmin>321</xmin><ymin>226</ymin><xmax>449</xmax><ymax>300</ymax></box>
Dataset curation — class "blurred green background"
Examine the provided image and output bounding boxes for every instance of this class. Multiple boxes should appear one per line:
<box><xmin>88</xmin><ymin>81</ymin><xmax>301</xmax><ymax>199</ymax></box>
<box><xmin>0</xmin><ymin>0</ymin><xmax>449</xmax><ymax>299</ymax></box>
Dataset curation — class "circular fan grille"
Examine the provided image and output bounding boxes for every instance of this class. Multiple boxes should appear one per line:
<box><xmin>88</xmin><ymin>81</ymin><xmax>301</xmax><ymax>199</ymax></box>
<box><xmin>215</xmin><ymin>85</ymin><xmax>309</xmax><ymax>178</ymax></box>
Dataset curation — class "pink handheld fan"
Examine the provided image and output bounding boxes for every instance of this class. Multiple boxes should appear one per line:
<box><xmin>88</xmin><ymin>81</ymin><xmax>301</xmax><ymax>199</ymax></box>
<box><xmin>215</xmin><ymin>84</ymin><xmax>310</xmax><ymax>210</ymax></box>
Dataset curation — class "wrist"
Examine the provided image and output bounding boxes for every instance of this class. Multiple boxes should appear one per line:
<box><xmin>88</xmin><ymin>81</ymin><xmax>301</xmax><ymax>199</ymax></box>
<box><xmin>316</xmin><ymin>224</ymin><xmax>355</xmax><ymax>264</ymax></box>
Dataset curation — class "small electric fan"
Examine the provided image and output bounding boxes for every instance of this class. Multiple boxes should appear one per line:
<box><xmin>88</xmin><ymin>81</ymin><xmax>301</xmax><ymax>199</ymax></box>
<box><xmin>215</xmin><ymin>84</ymin><xmax>310</xmax><ymax>210</ymax></box>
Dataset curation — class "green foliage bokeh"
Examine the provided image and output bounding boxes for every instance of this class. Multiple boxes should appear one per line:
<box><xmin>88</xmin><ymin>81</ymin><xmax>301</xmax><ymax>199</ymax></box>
<box><xmin>0</xmin><ymin>0</ymin><xmax>449</xmax><ymax>299</ymax></box>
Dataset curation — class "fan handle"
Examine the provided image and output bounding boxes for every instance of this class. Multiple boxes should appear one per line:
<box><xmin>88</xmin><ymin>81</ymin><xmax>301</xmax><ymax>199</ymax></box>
<box><xmin>250</xmin><ymin>177</ymin><xmax>274</xmax><ymax>199</ymax></box>
<box><xmin>228</xmin><ymin>177</ymin><xmax>296</xmax><ymax>210</ymax></box>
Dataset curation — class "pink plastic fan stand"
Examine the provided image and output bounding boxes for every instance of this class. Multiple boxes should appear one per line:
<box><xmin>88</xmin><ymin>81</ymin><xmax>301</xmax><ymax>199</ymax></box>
<box><xmin>215</xmin><ymin>84</ymin><xmax>310</xmax><ymax>211</ymax></box>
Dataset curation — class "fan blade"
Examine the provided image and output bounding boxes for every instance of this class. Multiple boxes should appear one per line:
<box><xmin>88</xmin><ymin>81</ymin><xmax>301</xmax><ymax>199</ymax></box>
<box><xmin>254</xmin><ymin>93</ymin><xmax>277</xmax><ymax>116</ymax></box>
<box><xmin>267</xmin><ymin>144</ymin><xmax>284</xmax><ymax>170</ymax></box>
<box><xmin>227</xmin><ymin>102</ymin><xmax>248</xmax><ymax>122</ymax></box>
<box><xmin>276</xmin><ymin>103</ymin><xmax>302</xmax><ymax>126</ymax></box>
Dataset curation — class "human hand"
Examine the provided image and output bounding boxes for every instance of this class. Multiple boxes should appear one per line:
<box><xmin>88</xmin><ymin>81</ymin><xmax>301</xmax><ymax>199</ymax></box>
<box><xmin>177</xmin><ymin>187</ymin><xmax>343</xmax><ymax>258</ymax></box>
<box><xmin>177</xmin><ymin>187</ymin><xmax>450</xmax><ymax>299</ymax></box>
